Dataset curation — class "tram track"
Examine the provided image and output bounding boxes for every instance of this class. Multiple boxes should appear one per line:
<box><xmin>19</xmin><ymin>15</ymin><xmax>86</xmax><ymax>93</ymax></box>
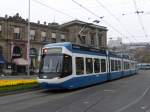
<box><xmin>0</xmin><ymin>86</ymin><xmax>42</xmax><ymax>97</ymax></box>
<box><xmin>0</xmin><ymin>89</ymin><xmax>48</xmax><ymax>105</ymax></box>
<box><xmin>0</xmin><ymin>87</ymin><xmax>84</xmax><ymax>112</ymax></box>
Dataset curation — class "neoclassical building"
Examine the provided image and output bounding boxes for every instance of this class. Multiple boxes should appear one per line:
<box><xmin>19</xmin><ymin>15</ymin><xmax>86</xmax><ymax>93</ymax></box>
<box><xmin>0</xmin><ymin>13</ymin><xmax>107</xmax><ymax>74</ymax></box>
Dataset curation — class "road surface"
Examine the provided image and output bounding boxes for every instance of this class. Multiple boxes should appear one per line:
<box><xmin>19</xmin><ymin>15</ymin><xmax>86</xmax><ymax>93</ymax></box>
<box><xmin>0</xmin><ymin>70</ymin><xmax>150</xmax><ymax>112</ymax></box>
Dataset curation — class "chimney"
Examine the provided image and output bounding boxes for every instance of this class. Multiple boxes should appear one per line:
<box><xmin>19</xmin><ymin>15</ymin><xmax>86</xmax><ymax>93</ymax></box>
<box><xmin>44</xmin><ymin>21</ymin><xmax>46</xmax><ymax>25</ymax></box>
<box><xmin>37</xmin><ymin>20</ymin><xmax>40</xmax><ymax>24</ymax></box>
<box><xmin>5</xmin><ymin>14</ymin><xmax>8</xmax><ymax>19</ymax></box>
<box><xmin>26</xmin><ymin>19</ymin><xmax>28</xmax><ymax>22</ymax></box>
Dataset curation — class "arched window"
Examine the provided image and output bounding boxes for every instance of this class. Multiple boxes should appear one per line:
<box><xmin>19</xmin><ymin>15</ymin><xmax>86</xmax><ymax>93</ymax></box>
<box><xmin>12</xmin><ymin>46</ymin><xmax>22</xmax><ymax>58</ymax></box>
<box><xmin>13</xmin><ymin>46</ymin><xmax>22</xmax><ymax>54</ymax></box>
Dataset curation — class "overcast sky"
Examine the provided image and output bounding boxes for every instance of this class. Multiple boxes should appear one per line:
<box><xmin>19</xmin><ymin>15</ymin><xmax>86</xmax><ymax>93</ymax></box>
<box><xmin>0</xmin><ymin>0</ymin><xmax>150</xmax><ymax>43</ymax></box>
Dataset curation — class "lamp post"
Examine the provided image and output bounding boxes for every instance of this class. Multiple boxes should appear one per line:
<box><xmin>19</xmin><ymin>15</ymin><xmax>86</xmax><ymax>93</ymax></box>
<box><xmin>27</xmin><ymin>0</ymin><xmax>30</xmax><ymax>76</ymax></box>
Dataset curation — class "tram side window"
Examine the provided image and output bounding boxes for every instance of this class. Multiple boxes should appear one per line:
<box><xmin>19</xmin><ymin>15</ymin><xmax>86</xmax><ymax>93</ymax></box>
<box><xmin>111</xmin><ymin>60</ymin><xmax>115</xmax><ymax>71</ymax></box>
<box><xmin>76</xmin><ymin>57</ymin><xmax>84</xmax><ymax>75</ymax></box>
<box><xmin>94</xmin><ymin>58</ymin><xmax>100</xmax><ymax>73</ymax></box>
<box><xmin>115</xmin><ymin>60</ymin><xmax>118</xmax><ymax>71</ymax></box>
<box><xmin>135</xmin><ymin>63</ymin><xmax>137</xmax><ymax>69</ymax></box>
<box><xmin>118</xmin><ymin>60</ymin><xmax>121</xmax><ymax>71</ymax></box>
<box><xmin>131</xmin><ymin>63</ymin><xmax>133</xmax><ymax>69</ymax></box>
<box><xmin>133</xmin><ymin>63</ymin><xmax>135</xmax><ymax>69</ymax></box>
<box><xmin>127</xmin><ymin>62</ymin><xmax>130</xmax><ymax>69</ymax></box>
<box><xmin>132</xmin><ymin>63</ymin><xmax>134</xmax><ymax>69</ymax></box>
<box><xmin>126</xmin><ymin>62</ymin><xmax>128</xmax><ymax>70</ymax></box>
<box><xmin>61</xmin><ymin>54</ymin><xmax>72</xmax><ymax>78</ymax></box>
<box><xmin>124</xmin><ymin>62</ymin><xmax>129</xmax><ymax>70</ymax></box>
<box><xmin>125</xmin><ymin>62</ymin><xmax>127</xmax><ymax>70</ymax></box>
<box><xmin>86</xmin><ymin>58</ymin><xmax>93</xmax><ymax>74</ymax></box>
<box><xmin>101</xmin><ymin>59</ymin><xmax>106</xmax><ymax>72</ymax></box>
<box><xmin>124</xmin><ymin>62</ymin><xmax>126</xmax><ymax>70</ymax></box>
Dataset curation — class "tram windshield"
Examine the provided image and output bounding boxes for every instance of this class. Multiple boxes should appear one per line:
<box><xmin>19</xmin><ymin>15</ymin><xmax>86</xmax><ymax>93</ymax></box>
<box><xmin>39</xmin><ymin>54</ymin><xmax>72</xmax><ymax>79</ymax></box>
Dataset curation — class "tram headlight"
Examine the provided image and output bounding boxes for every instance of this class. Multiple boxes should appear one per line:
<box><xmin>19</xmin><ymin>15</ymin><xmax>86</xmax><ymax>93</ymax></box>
<box><xmin>43</xmin><ymin>48</ymin><xmax>48</xmax><ymax>54</ymax></box>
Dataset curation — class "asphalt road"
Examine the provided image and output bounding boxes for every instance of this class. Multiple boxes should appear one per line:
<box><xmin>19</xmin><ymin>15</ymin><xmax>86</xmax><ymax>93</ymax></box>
<box><xmin>0</xmin><ymin>70</ymin><xmax>150</xmax><ymax>112</ymax></box>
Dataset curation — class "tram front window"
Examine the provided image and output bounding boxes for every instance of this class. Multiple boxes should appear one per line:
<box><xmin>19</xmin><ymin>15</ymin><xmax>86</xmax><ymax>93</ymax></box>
<box><xmin>39</xmin><ymin>54</ymin><xmax>72</xmax><ymax>79</ymax></box>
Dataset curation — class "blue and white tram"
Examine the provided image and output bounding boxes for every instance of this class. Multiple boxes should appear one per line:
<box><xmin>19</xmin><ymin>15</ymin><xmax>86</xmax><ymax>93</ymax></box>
<box><xmin>38</xmin><ymin>42</ymin><xmax>137</xmax><ymax>89</ymax></box>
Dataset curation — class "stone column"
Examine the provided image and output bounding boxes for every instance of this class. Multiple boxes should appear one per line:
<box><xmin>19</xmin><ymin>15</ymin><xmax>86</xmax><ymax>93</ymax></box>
<box><xmin>95</xmin><ymin>28</ymin><xmax>99</xmax><ymax>48</ymax></box>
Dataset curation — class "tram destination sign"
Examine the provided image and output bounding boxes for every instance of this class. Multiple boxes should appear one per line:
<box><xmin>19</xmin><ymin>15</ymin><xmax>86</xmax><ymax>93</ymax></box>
<box><xmin>43</xmin><ymin>48</ymin><xmax>62</xmax><ymax>54</ymax></box>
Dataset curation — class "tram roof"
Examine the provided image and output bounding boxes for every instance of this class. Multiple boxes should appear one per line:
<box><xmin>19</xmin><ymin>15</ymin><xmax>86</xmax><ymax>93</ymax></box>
<box><xmin>44</xmin><ymin>42</ymin><xmax>131</xmax><ymax>59</ymax></box>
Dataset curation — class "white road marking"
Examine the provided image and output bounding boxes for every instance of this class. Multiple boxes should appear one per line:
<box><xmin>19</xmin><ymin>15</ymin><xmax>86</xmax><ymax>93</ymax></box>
<box><xmin>104</xmin><ymin>90</ymin><xmax>114</xmax><ymax>92</ymax></box>
<box><xmin>83</xmin><ymin>101</ymin><xmax>89</xmax><ymax>104</ymax></box>
<box><xmin>115</xmin><ymin>86</ymin><xmax>150</xmax><ymax>112</ymax></box>
<box><xmin>145</xmin><ymin>109</ymin><xmax>150</xmax><ymax>112</ymax></box>
<box><xmin>141</xmin><ymin>105</ymin><xmax>147</xmax><ymax>110</ymax></box>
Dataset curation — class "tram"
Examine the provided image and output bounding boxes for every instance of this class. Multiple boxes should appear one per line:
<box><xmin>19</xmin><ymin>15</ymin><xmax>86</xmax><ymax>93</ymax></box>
<box><xmin>38</xmin><ymin>42</ymin><xmax>137</xmax><ymax>89</ymax></box>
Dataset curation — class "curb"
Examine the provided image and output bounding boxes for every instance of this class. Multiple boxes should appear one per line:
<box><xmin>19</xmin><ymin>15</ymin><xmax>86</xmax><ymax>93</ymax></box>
<box><xmin>0</xmin><ymin>86</ymin><xmax>41</xmax><ymax>97</ymax></box>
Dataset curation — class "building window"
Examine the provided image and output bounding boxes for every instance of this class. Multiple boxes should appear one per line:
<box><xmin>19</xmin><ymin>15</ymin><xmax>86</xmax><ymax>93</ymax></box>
<box><xmin>101</xmin><ymin>59</ymin><xmax>106</xmax><ymax>72</ymax></box>
<box><xmin>41</xmin><ymin>31</ymin><xmax>46</xmax><ymax>41</ymax></box>
<box><xmin>51</xmin><ymin>33</ymin><xmax>56</xmax><ymax>43</ymax></box>
<box><xmin>14</xmin><ymin>27</ymin><xmax>20</xmax><ymax>39</ymax></box>
<box><xmin>52</xmin><ymin>33</ymin><xmax>56</xmax><ymax>38</ymax></box>
<box><xmin>60</xmin><ymin>34</ymin><xmax>66</xmax><ymax>42</ymax></box>
<box><xmin>0</xmin><ymin>25</ymin><xmax>1</xmax><ymax>32</ymax></box>
<box><xmin>86</xmin><ymin>58</ymin><xmax>93</xmax><ymax>74</ymax></box>
<box><xmin>51</xmin><ymin>38</ymin><xmax>56</xmax><ymax>43</ymax></box>
<box><xmin>81</xmin><ymin>35</ymin><xmax>86</xmax><ymax>44</ymax></box>
<box><xmin>98</xmin><ymin>33</ymin><xmax>102</xmax><ymax>46</ymax></box>
<box><xmin>94</xmin><ymin>58</ymin><xmax>100</xmax><ymax>73</ymax></box>
<box><xmin>76</xmin><ymin>57</ymin><xmax>84</xmax><ymax>75</ymax></box>
<box><xmin>12</xmin><ymin>46</ymin><xmax>22</xmax><ymax>58</ymax></box>
<box><xmin>30</xmin><ymin>30</ymin><xmax>35</xmax><ymax>40</ymax></box>
<box><xmin>90</xmin><ymin>33</ymin><xmax>95</xmax><ymax>45</ymax></box>
<box><xmin>91</xmin><ymin>36</ymin><xmax>94</xmax><ymax>45</ymax></box>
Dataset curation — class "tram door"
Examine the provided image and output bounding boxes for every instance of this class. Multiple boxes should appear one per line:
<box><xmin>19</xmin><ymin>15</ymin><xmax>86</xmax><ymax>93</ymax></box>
<box><xmin>107</xmin><ymin>56</ymin><xmax>111</xmax><ymax>80</ymax></box>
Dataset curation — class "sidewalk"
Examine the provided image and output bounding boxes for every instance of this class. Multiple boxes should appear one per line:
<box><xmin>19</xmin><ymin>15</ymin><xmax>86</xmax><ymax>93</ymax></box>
<box><xmin>0</xmin><ymin>74</ymin><xmax>38</xmax><ymax>80</ymax></box>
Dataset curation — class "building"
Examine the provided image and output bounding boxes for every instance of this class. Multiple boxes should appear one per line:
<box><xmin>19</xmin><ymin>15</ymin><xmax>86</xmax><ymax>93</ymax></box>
<box><xmin>108</xmin><ymin>37</ymin><xmax>122</xmax><ymax>48</ymax></box>
<box><xmin>0</xmin><ymin>13</ymin><xmax>107</xmax><ymax>75</ymax></box>
<box><xmin>60</xmin><ymin>20</ymin><xmax>107</xmax><ymax>49</ymax></box>
<box><xmin>125</xmin><ymin>43</ymin><xmax>150</xmax><ymax>63</ymax></box>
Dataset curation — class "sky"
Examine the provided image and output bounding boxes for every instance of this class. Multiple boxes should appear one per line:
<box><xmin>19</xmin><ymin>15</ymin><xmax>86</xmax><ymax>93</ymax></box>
<box><xmin>0</xmin><ymin>0</ymin><xmax>150</xmax><ymax>43</ymax></box>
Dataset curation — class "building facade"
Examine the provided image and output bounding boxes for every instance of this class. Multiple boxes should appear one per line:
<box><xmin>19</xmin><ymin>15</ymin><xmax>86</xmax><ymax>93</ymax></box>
<box><xmin>0</xmin><ymin>13</ymin><xmax>107</xmax><ymax>74</ymax></box>
<box><xmin>108</xmin><ymin>37</ymin><xmax>122</xmax><ymax>48</ymax></box>
<box><xmin>60</xmin><ymin>20</ymin><xmax>107</xmax><ymax>49</ymax></box>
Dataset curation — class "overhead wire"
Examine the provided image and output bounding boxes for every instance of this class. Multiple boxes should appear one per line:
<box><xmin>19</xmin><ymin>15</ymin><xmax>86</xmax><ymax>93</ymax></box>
<box><xmin>71</xmin><ymin>0</ymin><xmax>132</xmax><ymax>42</ymax></box>
<box><xmin>132</xmin><ymin>0</ymin><xmax>148</xmax><ymax>40</ymax></box>
<box><xmin>95</xmin><ymin>0</ymin><xmax>137</xmax><ymax>42</ymax></box>
<box><xmin>32</xmin><ymin>0</ymin><xmax>148</xmax><ymax>42</ymax></box>
<box><xmin>32</xmin><ymin>0</ymin><xmax>74</xmax><ymax>19</ymax></box>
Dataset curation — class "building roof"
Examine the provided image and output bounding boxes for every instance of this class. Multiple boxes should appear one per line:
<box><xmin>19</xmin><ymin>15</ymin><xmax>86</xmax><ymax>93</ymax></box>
<box><xmin>60</xmin><ymin>20</ymin><xmax>107</xmax><ymax>31</ymax></box>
